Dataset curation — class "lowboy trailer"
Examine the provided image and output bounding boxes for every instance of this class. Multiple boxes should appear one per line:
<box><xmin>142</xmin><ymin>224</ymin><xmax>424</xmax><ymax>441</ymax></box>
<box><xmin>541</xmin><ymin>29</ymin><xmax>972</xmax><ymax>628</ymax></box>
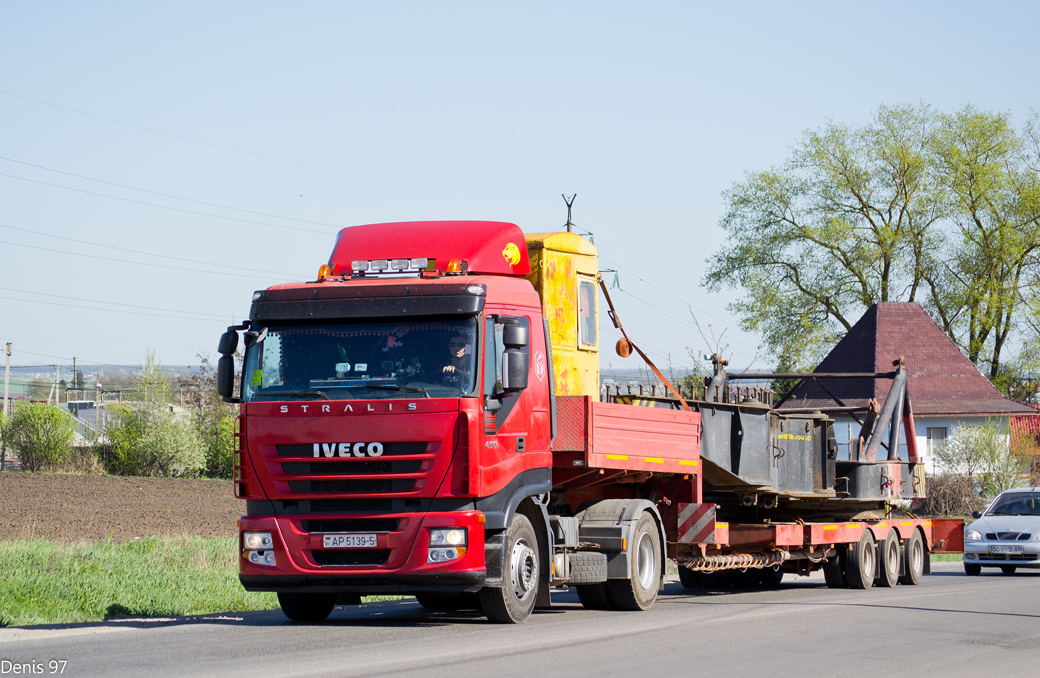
<box><xmin>217</xmin><ymin>221</ymin><xmax>962</xmax><ymax>623</ymax></box>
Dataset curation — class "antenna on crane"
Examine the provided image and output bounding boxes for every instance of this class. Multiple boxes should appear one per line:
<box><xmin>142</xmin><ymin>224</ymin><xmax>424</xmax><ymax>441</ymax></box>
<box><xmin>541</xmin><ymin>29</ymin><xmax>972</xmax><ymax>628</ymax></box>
<box><xmin>562</xmin><ymin>194</ymin><xmax>576</xmax><ymax>233</ymax></box>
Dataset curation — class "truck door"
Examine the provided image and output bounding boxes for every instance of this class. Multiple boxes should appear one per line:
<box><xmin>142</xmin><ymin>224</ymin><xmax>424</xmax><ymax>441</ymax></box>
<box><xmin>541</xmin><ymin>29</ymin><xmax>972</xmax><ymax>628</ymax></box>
<box><xmin>479</xmin><ymin>315</ymin><xmax>532</xmax><ymax>491</ymax></box>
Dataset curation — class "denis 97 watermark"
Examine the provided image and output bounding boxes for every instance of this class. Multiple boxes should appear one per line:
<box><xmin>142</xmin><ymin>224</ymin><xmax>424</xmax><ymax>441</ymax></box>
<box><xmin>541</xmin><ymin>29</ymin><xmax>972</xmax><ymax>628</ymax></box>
<box><xmin>1</xmin><ymin>660</ymin><xmax>67</xmax><ymax>674</ymax></box>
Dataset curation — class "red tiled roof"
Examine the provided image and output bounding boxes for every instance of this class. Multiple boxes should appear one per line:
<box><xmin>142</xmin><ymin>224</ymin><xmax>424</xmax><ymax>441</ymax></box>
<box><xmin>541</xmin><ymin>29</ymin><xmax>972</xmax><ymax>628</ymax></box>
<box><xmin>781</xmin><ymin>302</ymin><xmax>1037</xmax><ymax>416</ymax></box>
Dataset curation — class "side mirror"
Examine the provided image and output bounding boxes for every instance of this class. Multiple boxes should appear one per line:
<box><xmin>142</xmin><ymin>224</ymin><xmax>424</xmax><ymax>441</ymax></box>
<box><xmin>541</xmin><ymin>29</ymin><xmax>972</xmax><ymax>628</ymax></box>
<box><xmin>217</xmin><ymin>355</ymin><xmax>237</xmax><ymax>401</ymax></box>
<box><xmin>971</xmin><ymin>511</ymin><xmax>982</xmax><ymax>519</ymax></box>
<box><xmin>218</xmin><ymin>330</ymin><xmax>239</xmax><ymax>355</ymax></box>
<box><xmin>501</xmin><ymin>348</ymin><xmax>529</xmax><ymax>392</ymax></box>
<box><xmin>502</xmin><ymin>323</ymin><xmax>529</xmax><ymax>348</ymax></box>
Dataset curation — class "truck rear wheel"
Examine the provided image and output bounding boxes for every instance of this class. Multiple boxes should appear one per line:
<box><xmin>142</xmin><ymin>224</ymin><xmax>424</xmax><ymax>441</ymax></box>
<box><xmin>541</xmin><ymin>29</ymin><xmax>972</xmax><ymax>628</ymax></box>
<box><xmin>678</xmin><ymin>566</ymin><xmax>703</xmax><ymax>589</ymax></box>
<box><xmin>607</xmin><ymin>513</ymin><xmax>661</xmax><ymax>611</ymax></box>
<box><xmin>875</xmin><ymin>530</ymin><xmax>900</xmax><ymax>588</ymax></box>
<box><xmin>575</xmin><ymin>583</ymin><xmax>614</xmax><ymax>610</ymax></box>
<box><xmin>846</xmin><ymin>531</ymin><xmax>876</xmax><ymax>590</ymax></box>
<box><xmin>277</xmin><ymin>592</ymin><xmax>336</xmax><ymax>622</ymax></box>
<box><xmin>898</xmin><ymin>531</ymin><xmax>925</xmax><ymax>585</ymax></box>
<box><xmin>479</xmin><ymin>513</ymin><xmax>539</xmax><ymax>623</ymax></box>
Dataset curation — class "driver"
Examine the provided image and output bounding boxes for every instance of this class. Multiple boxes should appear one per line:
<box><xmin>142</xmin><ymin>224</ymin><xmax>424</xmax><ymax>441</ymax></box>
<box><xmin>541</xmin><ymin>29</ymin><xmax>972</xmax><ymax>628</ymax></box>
<box><xmin>441</xmin><ymin>334</ymin><xmax>474</xmax><ymax>388</ymax></box>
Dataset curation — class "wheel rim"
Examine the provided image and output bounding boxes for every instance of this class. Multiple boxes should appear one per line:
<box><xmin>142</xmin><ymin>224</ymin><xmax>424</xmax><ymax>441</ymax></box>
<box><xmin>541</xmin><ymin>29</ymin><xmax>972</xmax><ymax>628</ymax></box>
<box><xmin>510</xmin><ymin>538</ymin><xmax>538</xmax><ymax>601</ymax></box>
<box><xmin>863</xmin><ymin>542</ymin><xmax>875</xmax><ymax>577</ymax></box>
<box><xmin>635</xmin><ymin>531</ymin><xmax>657</xmax><ymax>590</ymax></box>
<box><xmin>910</xmin><ymin>539</ymin><xmax>923</xmax><ymax>574</ymax></box>
<box><xmin>887</xmin><ymin>540</ymin><xmax>899</xmax><ymax>578</ymax></box>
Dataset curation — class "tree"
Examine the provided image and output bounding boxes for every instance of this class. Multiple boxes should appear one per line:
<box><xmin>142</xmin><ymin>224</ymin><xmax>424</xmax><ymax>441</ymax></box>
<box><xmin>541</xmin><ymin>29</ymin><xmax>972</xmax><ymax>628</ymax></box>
<box><xmin>104</xmin><ymin>350</ymin><xmax>205</xmax><ymax>477</ymax></box>
<box><xmin>937</xmin><ymin>420</ymin><xmax>1027</xmax><ymax>497</ymax></box>
<box><xmin>7</xmin><ymin>402</ymin><xmax>76</xmax><ymax>471</ymax></box>
<box><xmin>183</xmin><ymin>352</ymin><xmax>238</xmax><ymax>479</ymax></box>
<box><xmin>705</xmin><ymin>104</ymin><xmax>1040</xmax><ymax>379</ymax></box>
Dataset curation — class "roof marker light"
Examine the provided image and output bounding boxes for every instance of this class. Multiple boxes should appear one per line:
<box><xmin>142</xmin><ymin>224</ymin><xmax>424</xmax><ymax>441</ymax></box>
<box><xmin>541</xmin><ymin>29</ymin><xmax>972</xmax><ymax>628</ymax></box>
<box><xmin>370</xmin><ymin>260</ymin><xmax>389</xmax><ymax>272</ymax></box>
<box><xmin>446</xmin><ymin>258</ymin><xmax>462</xmax><ymax>274</ymax></box>
<box><xmin>317</xmin><ymin>264</ymin><xmax>331</xmax><ymax>279</ymax></box>
<box><xmin>390</xmin><ymin>259</ymin><xmax>410</xmax><ymax>271</ymax></box>
<box><xmin>351</xmin><ymin>260</ymin><xmax>368</xmax><ymax>272</ymax></box>
<box><xmin>410</xmin><ymin>258</ymin><xmax>429</xmax><ymax>270</ymax></box>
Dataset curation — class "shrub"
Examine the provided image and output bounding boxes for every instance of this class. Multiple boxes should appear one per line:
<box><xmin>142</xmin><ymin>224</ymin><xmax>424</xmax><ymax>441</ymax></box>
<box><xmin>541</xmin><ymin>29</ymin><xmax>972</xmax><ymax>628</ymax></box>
<box><xmin>6</xmin><ymin>402</ymin><xmax>77</xmax><ymax>471</ymax></box>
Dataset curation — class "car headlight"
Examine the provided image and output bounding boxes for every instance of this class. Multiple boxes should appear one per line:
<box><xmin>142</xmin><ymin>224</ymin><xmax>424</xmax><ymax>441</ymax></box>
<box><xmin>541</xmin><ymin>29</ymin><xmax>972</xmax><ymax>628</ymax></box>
<box><xmin>1033</xmin><ymin>532</ymin><xmax>1040</xmax><ymax>542</ymax></box>
<box><xmin>244</xmin><ymin>531</ymin><xmax>273</xmax><ymax>550</ymax></box>
<box><xmin>964</xmin><ymin>529</ymin><xmax>983</xmax><ymax>542</ymax></box>
<box><xmin>429</xmin><ymin>528</ymin><xmax>467</xmax><ymax>547</ymax></box>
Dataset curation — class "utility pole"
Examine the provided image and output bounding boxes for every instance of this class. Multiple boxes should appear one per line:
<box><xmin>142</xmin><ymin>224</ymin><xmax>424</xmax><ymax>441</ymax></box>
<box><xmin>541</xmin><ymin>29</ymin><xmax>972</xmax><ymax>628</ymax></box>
<box><xmin>2</xmin><ymin>342</ymin><xmax>10</xmax><ymax>417</ymax></box>
<box><xmin>72</xmin><ymin>356</ymin><xmax>77</xmax><ymax>400</ymax></box>
<box><xmin>562</xmin><ymin>194</ymin><xmax>577</xmax><ymax>233</ymax></box>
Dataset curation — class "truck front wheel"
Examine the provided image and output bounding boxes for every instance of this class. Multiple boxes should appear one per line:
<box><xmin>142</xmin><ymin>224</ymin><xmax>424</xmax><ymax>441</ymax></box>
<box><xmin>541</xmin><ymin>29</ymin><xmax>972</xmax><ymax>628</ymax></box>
<box><xmin>277</xmin><ymin>592</ymin><xmax>336</xmax><ymax>622</ymax></box>
<box><xmin>607</xmin><ymin>512</ymin><xmax>661</xmax><ymax>611</ymax></box>
<box><xmin>480</xmin><ymin>513</ymin><xmax>540</xmax><ymax>623</ymax></box>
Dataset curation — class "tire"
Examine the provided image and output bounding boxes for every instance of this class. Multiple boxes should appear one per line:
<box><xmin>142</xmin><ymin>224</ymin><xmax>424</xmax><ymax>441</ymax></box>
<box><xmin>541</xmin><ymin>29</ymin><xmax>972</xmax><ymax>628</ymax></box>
<box><xmin>823</xmin><ymin>547</ymin><xmax>848</xmax><ymax>589</ymax></box>
<box><xmin>566</xmin><ymin>551</ymin><xmax>608</xmax><ymax>585</ymax></box>
<box><xmin>678</xmin><ymin>566</ymin><xmax>703</xmax><ymax>589</ymax></box>
<box><xmin>277</xmin><ymin>592</ymin><xmax>336</xmax><ymax>622</ymax></box>
<box><xmin>1001</xmin><ymin>565</ymin><xmax>1017</xmax><ymax>575</ymax></box>
<box><xmin>899</xmin><ymin>531</ymin><xmax>925</xmax><ymax>586</ymax></box>
<box><xmin>846</xmin><ymin>531</ymin><xmax>877</xmax><ymax>590</ymax></box>
<box><xmin>479</xmin><ymin>513</ymin><xmax>540</xmax><ymax>623</ymax></box>
<box><xmin>964</xmin><ymin>562</ymin><xmax>982</xmax><ymax>576</ymax></box>
<box><xmin>415</xmin><ymin>593</ymin><xmax>480</xmax><ymax>610</ymax></box>
<box><xmin>759</xmin><ymin>567</ymin><xmax>784</xmax><ymax>589</ymax></box>
<box><xmin>606</xmin><ymin>513</ymin><xmax>662</xmax><ymax>611</ymax></box>
<box><xmin>576</xmin><ymin>583</ymin><xmax>614</xmax><ymax>610</ymax></box>
<box><xmin>875</xmin><ymin>530</ymin><xmax>900</xmax><ymax>588</ymax></box>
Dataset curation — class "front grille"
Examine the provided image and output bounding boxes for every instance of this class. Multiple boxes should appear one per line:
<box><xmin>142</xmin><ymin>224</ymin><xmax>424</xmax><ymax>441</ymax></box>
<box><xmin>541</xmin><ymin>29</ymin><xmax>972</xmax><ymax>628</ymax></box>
<box><xmin>977</xmin><ymin>553</ymin><xmax>1037</xmax><ymax>561</ymax></box>
<box><xmin>302</xmin><ymin>519</ymin><xmax>399</xmax><ymax>533</ymax></box>
<box><xmin>282</xmin><ymin>460</ymin><xmax>422</xmax><ymax>475</ymax></box>
<box><xmin>288</xmin><ymin>479</ymin><xmax>415</xmax><ymax>494</ymax></box>
<box><xmin>277</xmin><ymin>442</ymin><xmax>428</xmax><ymax>457</ymax></box>
<box><xmin>311</xmin><ymin>498</ymin><xmax>393</xmax><ymax>513</ymax></box>
<box><xmin>987</xmin><ymin>532</ymin><xmax>1026</xmax><ymax>541</ymax></box>
<box><xmin>312</xmin><ymin>549</ymin><xmax>391</xmax><ymax>566</ymax></box>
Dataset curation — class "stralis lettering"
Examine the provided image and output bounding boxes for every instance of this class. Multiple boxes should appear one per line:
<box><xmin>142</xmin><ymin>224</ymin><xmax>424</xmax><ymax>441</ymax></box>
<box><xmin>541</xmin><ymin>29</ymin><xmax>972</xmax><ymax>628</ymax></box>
<box><xmin>313</xmin><ymin>442</ymin><xmax>384</xmax><ymax>458</ymax></box>
<box><xmin>279</xmin><ymin>403</ymin><xmax>417</xmax><ymax>414</ymax></box>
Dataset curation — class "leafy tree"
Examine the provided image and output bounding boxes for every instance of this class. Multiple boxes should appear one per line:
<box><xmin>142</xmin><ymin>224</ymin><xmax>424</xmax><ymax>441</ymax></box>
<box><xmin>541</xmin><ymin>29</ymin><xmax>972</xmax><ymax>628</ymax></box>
<box><xmin>27</xmin><ymin>378</ymin><xmax>51</xmax><ymax>401</ymax></box>
<box><xmin>104</xmin><ymin>350</ymin><xmax>205</xmax><ymax>477</ymax></box>
<box><xmin>706</xmin><ymin>104</ymin><xmax>1040</xmax><ymax>379</ymax></box>
<box><xmin>937</xmin><ymin>420</ymin><xmax>1027</xmax><ymax>497</ymax></box>
<box><xmin>7</xmin><ymin>402</ymin><xmax>76</xmax><ymax>471</ymax></box>
<box><xmin>183</xmin><ymin>352</ymin><xmax>238</xmax><ymax>479</ymax></box>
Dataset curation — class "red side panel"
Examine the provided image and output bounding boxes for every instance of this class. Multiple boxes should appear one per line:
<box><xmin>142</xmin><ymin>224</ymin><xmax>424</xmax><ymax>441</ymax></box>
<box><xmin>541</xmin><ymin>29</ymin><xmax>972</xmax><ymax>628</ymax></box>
<box><xmin>328</xmin><ymin>221</ymin><xmax>531</xmax><ymax>277</ymax></box>
<box><xmin>928</xmin><ymin>518</ymin><xmax>965</xmax><ymax>553</ymax></box>
<box><xmin>586</xmin><ymin>400</ymin><xmax>701</xmax><ymax>474</ymax></box>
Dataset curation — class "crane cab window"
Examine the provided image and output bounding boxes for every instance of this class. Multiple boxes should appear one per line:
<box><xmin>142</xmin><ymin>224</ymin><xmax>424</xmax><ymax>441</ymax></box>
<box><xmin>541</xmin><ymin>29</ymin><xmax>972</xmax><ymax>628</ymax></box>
<box><xmin>578</xmin><ymin>277</ymin><xmax>597</xmax><ymax>349</ymax></box>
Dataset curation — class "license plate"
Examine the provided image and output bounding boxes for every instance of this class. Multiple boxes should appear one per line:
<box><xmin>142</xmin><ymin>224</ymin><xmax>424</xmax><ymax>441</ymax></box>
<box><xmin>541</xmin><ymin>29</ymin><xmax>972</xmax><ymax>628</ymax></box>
<box><xmin>323</xmin><ymin>534</ymin><xmax>378</xmax><ymax>548</ymax></box>
<box><xmin>989</xmin><ymin>545</ymin><xmax>1023</xmax><ymax>554</ymax></box>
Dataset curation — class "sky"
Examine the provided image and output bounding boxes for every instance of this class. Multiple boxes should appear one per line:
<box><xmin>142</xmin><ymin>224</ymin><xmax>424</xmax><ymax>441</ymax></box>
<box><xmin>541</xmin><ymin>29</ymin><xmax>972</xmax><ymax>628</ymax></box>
<box><xmin>1</xmin><ymin>1</ymin><xmax>1038</xmax><ymax>377</ymax></box>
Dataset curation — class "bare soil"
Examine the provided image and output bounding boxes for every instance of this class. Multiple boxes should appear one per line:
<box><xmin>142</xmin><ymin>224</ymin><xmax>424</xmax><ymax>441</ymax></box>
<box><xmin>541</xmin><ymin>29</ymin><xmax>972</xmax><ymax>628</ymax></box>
<box><xmin>0</xmin><ymin>472</ymin><xmax>241</xmax><ymax>542</ymax></box>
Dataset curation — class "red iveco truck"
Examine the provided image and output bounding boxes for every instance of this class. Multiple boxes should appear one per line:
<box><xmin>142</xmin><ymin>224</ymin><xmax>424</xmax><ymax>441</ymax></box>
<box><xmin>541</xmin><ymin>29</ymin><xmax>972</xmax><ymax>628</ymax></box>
<box><xmin>216</xmin><ymin>220</ymin><xmax>962</xmax><ymax>624</ymax></box>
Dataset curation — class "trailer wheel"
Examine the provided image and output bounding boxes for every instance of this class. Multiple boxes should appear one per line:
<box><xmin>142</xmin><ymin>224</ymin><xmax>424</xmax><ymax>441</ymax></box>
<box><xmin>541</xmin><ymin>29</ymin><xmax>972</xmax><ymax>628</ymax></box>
<box><xmin>575</xmin><ymin>583</ymin><xmax>614</xmax><ymax>610</ymax></box>
<box><xmin>479</xmin><ymin>513</ymin><xmax>539</xmax><ymax>623</ymax></box>
<box><xmin>964</xmin><ymin>562</ymin><xmax>982</xmax><ymax>576</ymax></box>
<box><xmin>898</xmin><ymin>530</ymin><xmax>925</xmax><ymax>585</ymax></box>
<box><xmin>846</xmin><ymin>531</ymin><xmax>876</xmax><ymax>589</ymax></box>
<box><xmin>678</xmin><ymin>566</ymin><xmax>703</xmax><ymax>589</ymax></box>
<box><xmin>823</xmin><ymin>547</ymin><xmax>847</xmax><ymax>589</ymax></box>
<box><xmin>607</xmin><ymin>512</ymin><xmax>661</xmax><ymax>611</ymax></box>
<box><xmin>277</xmin><ymin>592</ymin><xmax>336</xmax><ymax>622</ymax></box>
<box><xmin>875</xmin><ymin>530</ymin><xmax>900</xmax><ymax>588</ymax></box>
<box><xmin>759</xmin><ymin>567</ymin><xmax>784</xmax><ymax>588</ymax></box>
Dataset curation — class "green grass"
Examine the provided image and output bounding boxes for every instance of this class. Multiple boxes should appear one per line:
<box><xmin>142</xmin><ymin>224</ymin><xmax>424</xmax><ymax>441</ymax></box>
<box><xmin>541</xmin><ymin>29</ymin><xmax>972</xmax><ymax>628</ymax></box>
<box><xmin>0</xmin><ymin>536</ymin><xmax>278</xmax><ymax>627</ymax></box>
<box><xmin>930</xmin><ymin>553</ymin><xmax>963</xmax><ymax>562</ymax></box>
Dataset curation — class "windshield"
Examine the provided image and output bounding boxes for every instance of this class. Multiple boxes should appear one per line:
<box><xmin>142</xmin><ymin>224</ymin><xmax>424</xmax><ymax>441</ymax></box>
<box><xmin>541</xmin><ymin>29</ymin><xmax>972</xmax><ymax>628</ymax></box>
<box><xmin>986</xmin><ymin>493</ymin><xmax>1040</xmax><ymax>517</ymax></box>
<box><xmin>242</xmin><ymin>318</ymin><xmax>479</xmax><ymax>401</ymax></box>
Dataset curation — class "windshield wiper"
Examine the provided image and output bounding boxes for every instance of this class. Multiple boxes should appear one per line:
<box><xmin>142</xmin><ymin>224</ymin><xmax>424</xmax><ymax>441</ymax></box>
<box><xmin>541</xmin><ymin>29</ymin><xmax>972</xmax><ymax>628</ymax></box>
<box><xmin>283</xmin><ymin>390</ymin><xmax>331</xmax><ymax>400</ymax></box>
<box><xmin>363</xmin><ymin>384</ymin><xmax>431</xmax><ymax>398</ymax></box>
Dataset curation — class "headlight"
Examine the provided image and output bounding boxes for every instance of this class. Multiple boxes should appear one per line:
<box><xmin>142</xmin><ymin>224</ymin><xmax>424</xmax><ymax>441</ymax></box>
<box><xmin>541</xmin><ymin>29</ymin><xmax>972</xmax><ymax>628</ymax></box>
<box><xmin>964</xmin><ymin>529</ymin><xmax>983</xmax><ymax>542</ymax></box>
<box><xmin>1033</xmin><ymin>532</ymin><xmax>1040</xmax><ymax>542</ymax></box>
<box><xmin>429</xmin><ymin>528</ymin><xmax>467</xmax><ymax>547</ymax></box>
<box><xmin>244</xmin><ymin>531</ymin><xmax>273</xmax><ymax>550</ymax></box>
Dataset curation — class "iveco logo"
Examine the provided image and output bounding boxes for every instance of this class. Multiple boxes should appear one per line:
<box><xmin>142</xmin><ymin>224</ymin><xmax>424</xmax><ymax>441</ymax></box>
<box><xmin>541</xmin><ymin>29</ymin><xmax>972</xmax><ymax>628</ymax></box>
<box><xmin>313</xmin><ymin>443</ymin><xmax>384</xmax><ymax>458</ymax></box>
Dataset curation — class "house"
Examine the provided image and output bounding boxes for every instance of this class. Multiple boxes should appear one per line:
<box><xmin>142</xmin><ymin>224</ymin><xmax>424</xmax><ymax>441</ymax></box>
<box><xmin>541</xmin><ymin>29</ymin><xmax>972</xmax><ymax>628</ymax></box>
<box><xmin>780</xmin><ymin>303</ymin><xmax>1037</xmax><ymax>473</ymax></box>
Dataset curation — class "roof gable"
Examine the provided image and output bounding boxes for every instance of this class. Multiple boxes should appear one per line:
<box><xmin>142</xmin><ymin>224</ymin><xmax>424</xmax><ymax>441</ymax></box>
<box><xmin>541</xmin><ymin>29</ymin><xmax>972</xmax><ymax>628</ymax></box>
<box><xmin>783</xmin><ymin>302</ymin><xmax>1035</xmax><ymax>416</ymax></box>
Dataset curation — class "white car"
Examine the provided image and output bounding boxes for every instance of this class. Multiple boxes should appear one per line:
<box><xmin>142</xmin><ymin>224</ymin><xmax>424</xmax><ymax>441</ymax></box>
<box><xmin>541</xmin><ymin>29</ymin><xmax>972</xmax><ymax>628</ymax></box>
<box><xmin>963</xmin><ymin>488</ymin><xmax>1040</xmax><ymax>575</ymax></box>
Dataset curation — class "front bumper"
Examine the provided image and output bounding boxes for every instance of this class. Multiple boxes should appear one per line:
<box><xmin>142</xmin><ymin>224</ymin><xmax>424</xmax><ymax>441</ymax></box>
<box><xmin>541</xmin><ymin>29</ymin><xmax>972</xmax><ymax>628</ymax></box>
<box><xmin>238</xmin><ymin>510</ymin><xmax>486</xmax><ymax>594</ymax></box>
<box><xmin>963</xmin><ymin>541</ymin><xmax>1040</xmax><ymax>568</ymax></box>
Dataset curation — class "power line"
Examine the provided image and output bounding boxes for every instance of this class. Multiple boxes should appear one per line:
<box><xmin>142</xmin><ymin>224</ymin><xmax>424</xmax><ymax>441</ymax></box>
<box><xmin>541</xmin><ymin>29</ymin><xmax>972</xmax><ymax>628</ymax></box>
<box><xmin>0</xmin><ymin>154</ymin><xmax>349</xmax><ymax>230</ymax></box>
<box><xmin>0</xmin><ymin>171</ymin><xmax>332</xmax><ymax>235</ymax></box>
<box><xmin>0</xmin><ymin>223</ymin><xmax>305</xmax><ymax>278</ymax></box>
<box><xmin>0</xmin><ymin>88</ymin><xmax>556</xmax><ymax>202</ymax></box>
<box><xmin>0</xmin><ymin>294</ymin><xmax>230</xmax><ymax>322</ymax></box>
<box><xmin>0</xmin><ymin>286</ymin><xmax>228</xmax><ymax>319</ymax></box>
<box><xmin>0</xmin><ymin>238</ymin><xmax>289</xmax><ymax>280</ymax></box>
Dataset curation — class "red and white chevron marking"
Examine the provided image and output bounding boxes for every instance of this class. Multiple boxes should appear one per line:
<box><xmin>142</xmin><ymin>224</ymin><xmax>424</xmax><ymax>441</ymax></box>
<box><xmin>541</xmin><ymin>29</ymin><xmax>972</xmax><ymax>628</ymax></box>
<box><xmin>677</xmin><ymin>503</ymin><xmax>716</xmax><ymax>544</ymax></box>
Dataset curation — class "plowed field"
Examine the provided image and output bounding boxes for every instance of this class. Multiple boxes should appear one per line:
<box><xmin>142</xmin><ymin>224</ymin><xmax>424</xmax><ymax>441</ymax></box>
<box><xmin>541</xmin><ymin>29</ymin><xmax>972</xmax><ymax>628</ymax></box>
<box><xmin>0</xmin><ymin>473</ymin><xmax>241</xmax><ymax>542</ymax></box>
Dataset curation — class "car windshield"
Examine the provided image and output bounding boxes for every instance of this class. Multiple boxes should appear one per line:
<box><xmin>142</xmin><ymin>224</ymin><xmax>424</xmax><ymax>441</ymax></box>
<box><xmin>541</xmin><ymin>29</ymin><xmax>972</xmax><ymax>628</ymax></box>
<box><xmin>242</xmin><ymin>318</ymin><xmax>479</xmax><ymax>401</ymax></box>
<box><xmin>986</xmin><ymin>494</ymin><xmax>1040</xmax><ymax>516</ymax></box>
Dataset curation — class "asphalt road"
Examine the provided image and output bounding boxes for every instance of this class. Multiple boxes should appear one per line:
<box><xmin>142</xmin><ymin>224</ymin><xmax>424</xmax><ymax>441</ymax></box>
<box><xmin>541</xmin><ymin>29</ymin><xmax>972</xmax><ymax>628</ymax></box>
<box><xmin>2</xmin><ymin>562</ymin><xmax>1038</xmax><ymax>678</ymax></box>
